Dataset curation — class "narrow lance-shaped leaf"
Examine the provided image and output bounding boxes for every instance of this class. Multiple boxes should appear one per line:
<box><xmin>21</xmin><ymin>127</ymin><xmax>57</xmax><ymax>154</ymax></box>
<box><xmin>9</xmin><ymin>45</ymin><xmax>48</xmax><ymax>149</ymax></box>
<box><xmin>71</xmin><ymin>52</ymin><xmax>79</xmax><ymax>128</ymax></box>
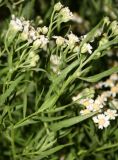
<box><xmin>78</xmin><ymin>66</ymin><xmax>118</xmax><ymax>82</ymax></box>
<box><xmin>34</xmin><ymin>143</ymin><xmax>72</xmax><ymax>160</ymax></box>
<box><xmin>50</xmin><ymin>111</ymin><xmax>97</xmax><ymax>131</ymax></box>
<box><xmin>0</xmin><ymin>75</ymin><xmax>24</xmax><ymax>106</ymax></box>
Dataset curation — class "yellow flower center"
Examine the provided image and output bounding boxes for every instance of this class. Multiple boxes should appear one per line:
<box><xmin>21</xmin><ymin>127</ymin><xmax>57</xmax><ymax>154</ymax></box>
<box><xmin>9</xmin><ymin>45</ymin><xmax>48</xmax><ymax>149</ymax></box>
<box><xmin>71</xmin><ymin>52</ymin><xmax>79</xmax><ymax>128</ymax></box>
<box><xmin>99</xmin><ymin>118</ymin><xmax>105</xmax><ymax>125</ymax></box>
<box><xmin>111</xmin><ymin>86</ymin><xmax>118</xmax><ymax>93</ymax></box>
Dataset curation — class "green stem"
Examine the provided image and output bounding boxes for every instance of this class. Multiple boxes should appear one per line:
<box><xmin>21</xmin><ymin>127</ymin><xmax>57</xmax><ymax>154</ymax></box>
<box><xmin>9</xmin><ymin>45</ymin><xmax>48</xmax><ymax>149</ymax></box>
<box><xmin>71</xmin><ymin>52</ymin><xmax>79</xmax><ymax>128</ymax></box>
<box><xmin>47</xmin><ymin>10</ymin><xmax>55</xmax><ymax>38</ymax></box>
<box><xmin>11</xmin><ymin>126</ymin><xmax>16</xmax><ymax>160</ymax></box>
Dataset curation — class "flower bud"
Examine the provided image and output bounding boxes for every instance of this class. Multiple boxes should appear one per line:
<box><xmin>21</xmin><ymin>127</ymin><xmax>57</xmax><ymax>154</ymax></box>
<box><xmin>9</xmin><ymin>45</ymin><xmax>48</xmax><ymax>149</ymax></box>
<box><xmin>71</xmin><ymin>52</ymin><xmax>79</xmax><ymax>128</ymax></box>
<box><xmin>33</xmin><ymin>39</ymin><xmax>41</xmax><ymax>50</ymax></box>
<box><xmin>104</xmin><ymin>17</ymin><xmax>110</xmax><ymax>25</ymax></box>
<box><xmin>41</xmin><ymin>26</ymin><xmax>48</xmax><ymax>34</ymax></box>
<box><xmin>56</xmin><ymin>36</ymin><xmax>65</xmax><ymax>46</ymax></box>
<box><xmin>81</xmin><ymin>43</ymin><xmax>92</xmax><ymax>54</ymax></box>
<box><xmin>67</xmin><ymin>33</ymin><xmax>79</xmax><ymax>48</ymax></box>
<box><xmin>99</xmin><ymin>37</ymin><xmax>108</xmax><ymax>47</ymax></box>
<box><xmin>20</xmin><ymin>32</ymin><xmax>28</xmax><ymax>41</ymax></box>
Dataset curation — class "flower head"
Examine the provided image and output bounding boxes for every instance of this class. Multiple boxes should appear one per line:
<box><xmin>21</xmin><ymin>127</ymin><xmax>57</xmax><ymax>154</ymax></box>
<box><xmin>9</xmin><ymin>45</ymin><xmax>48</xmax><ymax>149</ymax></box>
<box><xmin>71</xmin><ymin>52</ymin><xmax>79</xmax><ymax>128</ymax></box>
<box><xmin>53</xmin><ymin>36</ymin><xmax>65</xmax><ymax>46</ymax></box>
<box><xmin>10</xmin><ymin>15</ymin><xmax>23</xmax><ymax>32</ymax></box>
<box><xmin>38</xmin><ymin>35</ymin><xmax>48</xmax><ymax>48</ymax></box>
<box><xmin>81</xmin><ymin>43</ymin><xmax>92</xmax><ymax>54</ymax></box>
<box><xmin>60</xmin><ymin>7</ymin><xmax>73</xmax><ymax>22</ymax></box>
<box><xmin>93</xmin><ymin>100</ymin><xmax>103</xmax><ymax>111</ymax></box>
<box><xmin>104</xmin><ymin>79</ymin><xmax>114</xmax><ymax>88</ymax></box>
<box><xmin>104</xmin><ymin>109</ymin><xmax>118</xmax><ymax>120</ymax></box>
<box><xmin>92</xmin><ymin>114</ymin><xmax>110</xmax><ymax>129</ymax></box>
<box><xmin>67</xmin><ymin>33</ymin><xmax>79</xmax><ymax>48</ymax></box>
<box><xmin>110</xmin><ymin>73</ymin><xmax>118</xmax><ymax>81</ymax></box>
<box><xmin>110</xmin><ymin>84</ymin><xmax>118</xmax><ymax>97</ymax></box>
<box><xmin>41</xmin><ymin>26</ymin><xmax>48</xmax><ymax>34</ymax></box>
<box><xmin>54</xmin><ymin>2</ymin><xmax>63</xmax><ymax>11</ymax></box>
<box><xmin>79</xmin><ymin>98</ymin><xmax>94</xmax><ymax>111</ymax></box>
<box><xmin>50</xmin><ymin>55</ymin><xmax>60</xmax><ymax>66</ymax></box>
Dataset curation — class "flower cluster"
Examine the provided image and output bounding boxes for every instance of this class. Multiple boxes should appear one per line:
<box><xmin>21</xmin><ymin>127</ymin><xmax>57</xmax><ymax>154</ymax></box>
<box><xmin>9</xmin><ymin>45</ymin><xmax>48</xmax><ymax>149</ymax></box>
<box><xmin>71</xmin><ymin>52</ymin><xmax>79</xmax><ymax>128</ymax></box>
<box><xmin>74</xmin><ymin>96</ymin><xmax>117</xmax><ymax>129</ymax></box>
<box><xmin>54</xmin><ymin>2</ymin><xmax>73</xmax><ymax>22</ymax></box>
<box><xmin>81</xmin><ymin>43</ymin><xmax>93</xmax><ymax>54</ymax></box>
<box><xmin>93</xmin><ymin>109</ymin><xmax>118</xmax><ymax>129</ymax></box>
<box><xmin>72</xmin><ymin>73</ymin><xmax>118</xmax><ymax>129</ymax></box>
<box><xmin>96</xmin><ymin>73</ymin><xmax>118</xmax><ymax>97</ymax></box>
<box><xmin>79</xmin><ymin>98</ymin><xmax>103</xmax><ymax>114</ymax></box>
<box><xmin>9</xmin><ymin>15</ymin><xmax>48</xmax><ymax>49</ymax></box>
<box><xmin>53</xmin><ymin>32</ymin><xmax>79</xmax><ymax>49</ymax></box>
<box><xmin>59</xmin><ymin>7</ymin><xmax>73</xmax><ymax>22</ymax></box>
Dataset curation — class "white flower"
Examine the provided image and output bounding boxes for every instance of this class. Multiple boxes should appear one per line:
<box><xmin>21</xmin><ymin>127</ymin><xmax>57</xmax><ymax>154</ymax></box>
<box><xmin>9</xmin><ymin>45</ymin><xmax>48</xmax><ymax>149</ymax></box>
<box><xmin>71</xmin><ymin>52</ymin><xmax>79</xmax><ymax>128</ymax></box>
<box><xmin>20</xmin><ymin>20</ymin><xmax>30</xmax><ymax>41</ymax></box>
<box><xmin>92</xmin><ymin>114</ymin><xmax>110</xmax><ymax>129</ymax></box>
<box><xmin>93</xmin><ymin>100</ymin><xmax>103</xmax><ymax>111</ymax></box>
<box><xmin>10</xmin><ymin>16</ymin><xmax>23</xmax><ymax>32</ymax></box>
<box><xmin>23</xmin><ymin>21</ymin><xmax>30</xmax><ymax>32</ymax></box>
<box><xmin>79</xmin><ymin>98</ymin><xmax>94</xmax><ymax>111</ymax></box>
<box><xmin>110</xmin><ymin>73</ymin><xmax>118</xmax><ymax>81</ymax></box>
<box><xmin>54</xmin><ymin>2</ymin><xmax>63</xmax><ymax>11</ymax></box>
<box><xmin>33</xmin><ymin>39</ymin><xmax>42</xmax><ymax>49</ymax></box>
<box><xmin>95</xmin><ymin>30</ymin><xmax>102</xmax><ymax>37</ymax></box>
<box><xmin>67</xmin><ymin>33</ymin><xmax>79</xmax><ymax>47</ymax></box>
<box><xmin>50</xmin><ymin>55</ymin><xmax>60</xmax><ymax>66</ymax></box>
<box><xmin>81</xmin><ymin>34</ymin><xmax>87</xmax><ymax>40</ymax></box>
<box><xmin>81</xmin><ymin>43</ymin><xmax>92</xmax><ymax>54</ymax></box>
<box><xmin>104</xmin><ymin>109</ymin><xmax>118</xmax><ymax>120</ymax></box>
<box><xmin>60</xmin><ymin>7</ymin><xmax>73</xmax><ymax>22</ymax></box>
<box><xmin>41</xmin><ymin>26</ymin><xmax>48</xmax><ymax>34</ymax></box>
<box><xmin>110</xmin><ymin>84</ymin><xmax>118</xmax><ymax>97</ymax></box>
<box><xmin>29</xmin><ymin>29</ymin><xmax>37</xmax><ymax>42</ymax></box>
<box><xmin>96</xmin><ymin>91</ymin><xmax>110</xmax><ymax>105</ymax></box>
<box><xmin>53</xmin><ymin>36</ymin><xmax>65</xmax><ymax>46</ymax></box>
<box><xmin>104</xmin><ymin>79</ymin><xmax>114</xmax><ymax>88</ymax></box>
<box><xmin>39</xmin><ymin>35</ymin><xmax>48</xmax><ymax>48</ymax></box>
<box><xmin>20</xmin><ymin>31</ymin><xmax>29</xmax><ymax>41</ymax></box>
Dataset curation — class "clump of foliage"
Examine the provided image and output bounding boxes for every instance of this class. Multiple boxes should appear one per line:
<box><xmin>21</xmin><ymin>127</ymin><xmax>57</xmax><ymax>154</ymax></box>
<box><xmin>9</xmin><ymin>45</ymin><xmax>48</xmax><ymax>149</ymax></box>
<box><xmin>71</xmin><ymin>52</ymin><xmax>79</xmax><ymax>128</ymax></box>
<box><xmin>0</xmin><ymin>1</ymin><xmax>118</xmax><ymax>160</ymax></box>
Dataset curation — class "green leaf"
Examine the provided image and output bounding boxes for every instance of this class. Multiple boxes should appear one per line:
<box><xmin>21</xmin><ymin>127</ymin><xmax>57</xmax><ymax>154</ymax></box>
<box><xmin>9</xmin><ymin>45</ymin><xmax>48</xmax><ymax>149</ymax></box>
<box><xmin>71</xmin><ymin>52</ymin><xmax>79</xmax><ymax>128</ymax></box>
<box><xmin>50</xmin><ymin>112</ymin><xmax>97</xmax><ymax>131</ymax></box>
<box><xmin>38</xmin><ymin>115</ymin><xmax>67</xmax><ymax>122</ymax></box>
<box><xmin>79</xmin><ymin>66</ymin><xmax>118</xmax><ymax>82</ymax></box>
<box><xmin>14</xmin><ymin>119</ymin><xmax>38</xmax><ymax>129</ymax></box>
<box><xmin>34</xmin><ymin>143</ymin><xmax>72</xmax><ymax>160</ymax></box>
<box><xmin>46</xmin><ymin>60</ymin><xmax>79</xmax><ymax>98</ymax></box>
<box><xmin>96</xmin><ymin>142</ymin><xmax>118</xmax><ymax>152</ymax></box>
<box><xmin>0</xmin><ymin>75</ymin><xmax>24</xmax><ymax>106</ymax></box>
<box><xmin>21</xmin><ymin>0</ymin><xmax>35</xmax><ymax>19</ymax></box>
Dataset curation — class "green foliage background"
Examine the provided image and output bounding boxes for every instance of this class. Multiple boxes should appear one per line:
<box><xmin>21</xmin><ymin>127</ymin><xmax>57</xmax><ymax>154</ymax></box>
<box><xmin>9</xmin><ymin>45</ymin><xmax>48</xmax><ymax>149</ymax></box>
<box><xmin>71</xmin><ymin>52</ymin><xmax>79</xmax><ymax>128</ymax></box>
<box><xmin>0</xmin><ymin>0</ymin><xmax>118</xmax><ymax>160</ymax></box>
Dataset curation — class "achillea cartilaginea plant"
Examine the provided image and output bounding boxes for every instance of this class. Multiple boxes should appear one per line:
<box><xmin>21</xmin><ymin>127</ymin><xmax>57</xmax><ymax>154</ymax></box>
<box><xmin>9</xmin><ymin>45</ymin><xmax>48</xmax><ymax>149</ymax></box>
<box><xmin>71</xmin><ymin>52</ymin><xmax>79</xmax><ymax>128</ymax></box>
<box><xmin>0</xmin><ymin>1</ymin><xmax>118</xmax><ymax>160</ymax></box>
